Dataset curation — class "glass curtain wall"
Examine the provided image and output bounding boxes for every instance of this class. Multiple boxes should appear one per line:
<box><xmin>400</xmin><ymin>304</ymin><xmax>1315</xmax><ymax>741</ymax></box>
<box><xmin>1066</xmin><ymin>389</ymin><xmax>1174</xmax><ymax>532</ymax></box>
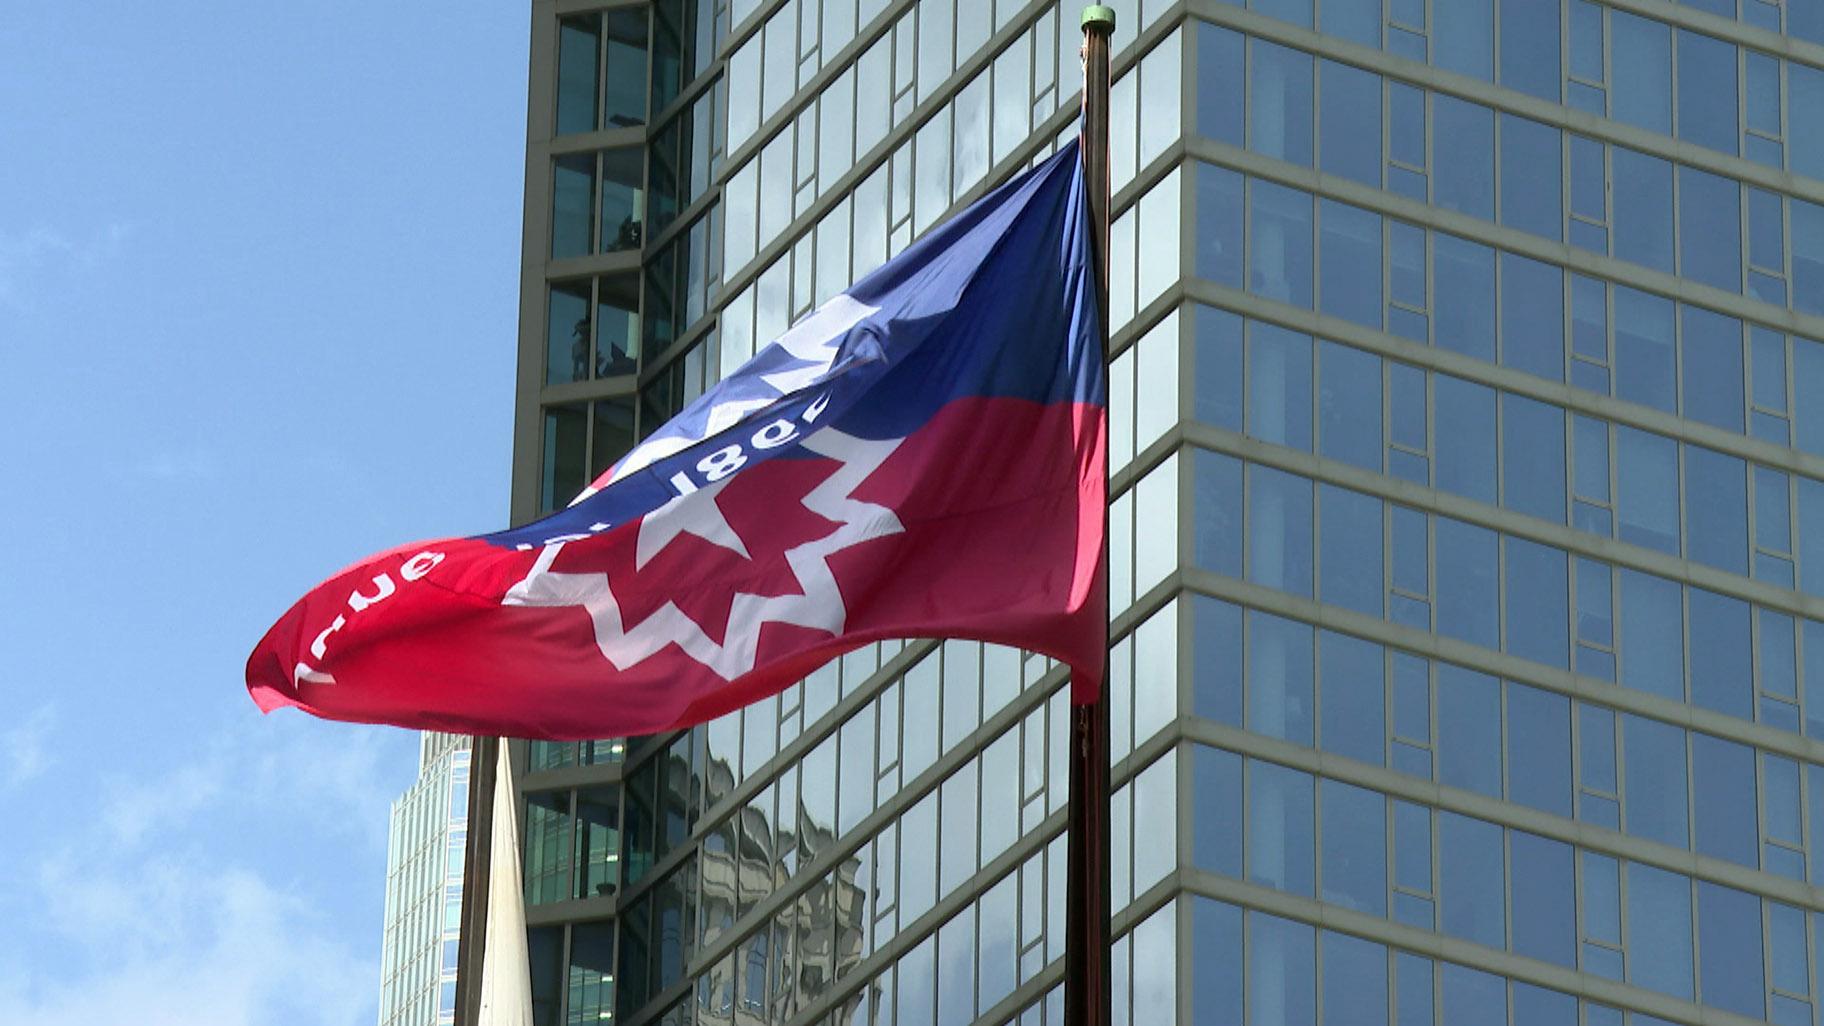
<box><xmin>510</xmin><ymin>0</ymin><xmax>1824</xmax><ymax>1024</ymax></box>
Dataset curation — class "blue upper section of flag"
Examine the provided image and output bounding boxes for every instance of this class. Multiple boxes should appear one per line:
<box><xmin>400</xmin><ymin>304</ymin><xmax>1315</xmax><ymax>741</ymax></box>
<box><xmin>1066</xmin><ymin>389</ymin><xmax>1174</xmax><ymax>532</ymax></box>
<box><xmin>490</xmin><ymin>140</ymin><xmax>1102</xmax><ymax>550</ymax></box>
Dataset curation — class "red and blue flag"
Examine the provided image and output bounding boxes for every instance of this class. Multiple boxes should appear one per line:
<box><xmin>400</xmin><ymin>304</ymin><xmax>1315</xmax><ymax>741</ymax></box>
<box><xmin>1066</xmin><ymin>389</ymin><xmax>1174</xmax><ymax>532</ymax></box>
<box><xmin>247</xmin><ymin>142</ymin><xmax>1106</xmax><ymax>740</ymax></box>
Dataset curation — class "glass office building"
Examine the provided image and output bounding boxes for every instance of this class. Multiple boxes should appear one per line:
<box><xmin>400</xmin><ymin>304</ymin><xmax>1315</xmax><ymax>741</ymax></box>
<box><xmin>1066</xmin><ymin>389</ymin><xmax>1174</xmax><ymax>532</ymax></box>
<box><xmin>380</xmin><ymin>733</ymin><xmax>472</xmax><ymax>1026</ymax></box>
<box><xmin>505</xmin><ymin>0</ymin><xmax>1824</xmax><ymax>1023</ymax></box>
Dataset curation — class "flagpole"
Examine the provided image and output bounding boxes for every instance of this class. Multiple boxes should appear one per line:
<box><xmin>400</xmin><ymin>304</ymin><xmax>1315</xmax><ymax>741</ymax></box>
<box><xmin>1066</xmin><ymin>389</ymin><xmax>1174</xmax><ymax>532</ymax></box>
<box><xmin>1068</xmin><ymin>8</ymin><xmax>1114</xmax><ymax>1026</ymax></box>
<box><xmin>453</xmin><ymin>732</ymin><xmax>498</xmax><ymax>1026</ymax></box>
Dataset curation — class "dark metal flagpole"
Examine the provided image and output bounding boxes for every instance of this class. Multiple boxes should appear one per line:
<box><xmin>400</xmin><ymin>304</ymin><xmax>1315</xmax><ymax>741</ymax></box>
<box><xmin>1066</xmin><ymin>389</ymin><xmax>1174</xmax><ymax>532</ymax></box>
<box><xmin>1068</xmin><ymin>7</ymin><xmax>1115</xmax><ymax>1026</ymax></box>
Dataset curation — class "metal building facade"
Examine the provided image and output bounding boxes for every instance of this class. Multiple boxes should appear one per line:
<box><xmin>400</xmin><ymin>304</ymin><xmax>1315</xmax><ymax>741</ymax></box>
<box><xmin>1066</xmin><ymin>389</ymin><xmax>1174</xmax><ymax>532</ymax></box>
<box><xmin>381</xmin><ymin>734</ymin><xmax>473</xmax><ymax>1026</ymax></box>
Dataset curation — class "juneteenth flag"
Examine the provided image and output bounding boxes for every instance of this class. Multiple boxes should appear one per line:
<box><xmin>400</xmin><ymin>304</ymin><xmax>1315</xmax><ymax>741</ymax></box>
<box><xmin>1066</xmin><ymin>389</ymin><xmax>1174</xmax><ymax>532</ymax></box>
<box><xmin>246</xmin><ymin>142</ymin><xmax>1106</xmax><ymax>741</ymax></box>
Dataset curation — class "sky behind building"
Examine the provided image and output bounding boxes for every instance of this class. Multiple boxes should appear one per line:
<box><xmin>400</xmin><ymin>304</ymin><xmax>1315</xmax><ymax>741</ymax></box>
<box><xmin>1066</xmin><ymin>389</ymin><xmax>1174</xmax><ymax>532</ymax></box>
<box><xmin>0</xmin><ymin>5</ymin><xmax>526</xmax><ymax>1023</ymax></box>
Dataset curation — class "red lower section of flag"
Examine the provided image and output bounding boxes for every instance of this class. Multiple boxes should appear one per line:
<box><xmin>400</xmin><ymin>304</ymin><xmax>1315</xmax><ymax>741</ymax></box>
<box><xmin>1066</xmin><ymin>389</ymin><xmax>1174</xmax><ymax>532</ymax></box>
<box><xmin>247</xmin><ymin>396</ymin><xmax>1106</xmax><ymax>740</ymax></box>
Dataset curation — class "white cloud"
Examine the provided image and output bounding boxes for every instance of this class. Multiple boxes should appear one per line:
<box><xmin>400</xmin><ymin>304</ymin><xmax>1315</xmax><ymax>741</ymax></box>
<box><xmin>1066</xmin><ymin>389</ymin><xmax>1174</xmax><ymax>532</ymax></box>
<box><xmin>0</xmin><ymin>722</ymin><xmax>411</xmax><ymax>1026</ymax></box>
<box><xmin>100</xmin><ymin>759</ymin><xmax>224</xmax><ymax>847</ymax></box>
<box><xmin>97</xmin><ymin>722</ymin><xmax>401</xmax><ymax>852</ymax></box>
<box><xmin>0</xmin><ymin>856</ymin><xmax>372</xmax><ymax>1026</ymax></box>
<box><xmin>1</xmin><ymin>705</ymin><xmax>55</xmax><ymax>789</ymax></box>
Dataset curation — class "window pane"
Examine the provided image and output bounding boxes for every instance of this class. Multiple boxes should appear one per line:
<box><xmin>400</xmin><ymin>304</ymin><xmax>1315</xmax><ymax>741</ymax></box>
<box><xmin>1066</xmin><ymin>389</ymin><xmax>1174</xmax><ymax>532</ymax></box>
<box><xmin>1435</xmin><ymin>235</ymin><xmax>1496</xmax><ymax>360</ymax></box>
<box><xmin>1192</xmin><ymin>898</ymin><xmax>1244</xmax><ymax>1025</ymax></box>
<box><xmin>1615</xmin><ymin>287</ymin><xmax>1676</xmax><ymax>412</ymax></box>
<box><xmin>1510</xmin><ymin>831</ymin><xmax>1575</xmax><ymax>967</ymax></box>
<box><xmin>1435</xmin><ymin>375</ymin><xmax>1497</xmax><ymax>503</ymax></box>
<box><xmin>553</xmin><ymin>154</ymin><xmax>596</xmax><ymax>258</ymax></box>
<box><xmin>1795</xmin><ymin>64</ymin><xmax>1824</xmax><ymax>181</ymax></box>
<box><xmin>1323</xmin><ymin>931</ymin><xmax>1389</xmax><ymax>1026</ymax></box>
<box><xmin>1193</xmin><ymin>745</ymin><xmax>1243</xmax><ymax>875</ymax></box>
<box><xmin>1320</xmin><ymin>631</ymin><xmax>1385</xmax><ymax>766</ymax></box>
<box><xmin>1319</xmin><ymin>342</ymin><xmax>1381</xmax><ymax>471</ymax></box>
<box><xmin>602</xmin><ymin>8</ymin><xmax>648</xmax><ymax>127</ymax></box>
<box><xmin>1435</xmin><ymin>0</ymin><xmax>1494</xmax><ymax>81</ymax></box>
<box><xmin>1249</xmin><ymin>611</ymin><xmax>1315</xmax><ymax>743</ymax></box>
<box><xmin>1193</xmin><ymin>596</ymin><xmax>1243</xmax><ymax>726</ymax></box>
<box><xmin>1500</xmin><ymin>254</ymin><xmax>1565</xmax><ymax>381</ymax></box>
<box><xmin>1320</xmin><ymin>60</ymin><xmax>1381</xmax><ymax>186</ymax></box>
<box><xmin>1698</xmin><ymin>882</ymin><xmax>1765</xmax><ymax>1018</ymax></box>
<box><xmin>1612</xmin><ymin>148</ymin><xmax>1674</xmax><ymax>273</ymax></box>
<box><xmin>1439</xmin><ymin>813</ymin><xmax>1505</xmax><ymax>948</ymax></box>
<box><xmin>1616</xmin><ymin>427</ymin><xmax>1678</xmax><ymax>554</ymax></box>
<box><xmin>1250</xmin><ymin>41</ymin><xmax>1314</xmax><ymax>166</ymax></box>
<box><xmin>547</xmin><ymin>280</ymin><xmax>592</xmax><ymax>385</ymax></box>
<box><xmin>1683</xmin><ymin>447</ymin><xmax>1748</xmax><ymax>576</ymax></box>
<box><xmin>1505</xmin><ymin>536</ymin><xmax>1569</xmax><ymax>668</ymax></box>
<box><xmin>1249</xmin><ymin>762</ymin><xmax>1316</xmax><ymax>896</ymax></box>
<box><xmin>1196</xmin><ymin>164</ymin><xmax>1245</xmax><ymax>288</ymax></box>
<box><xmin>1320</xmin><ymin>200</ymin><xmax>1383</xmax><ymax>328</ymax></box>
<box><xmin>1250</xmin><ymin>180</ymin><xmax>1315</xmax><ymax>307</ymax></box>
<box><xmin>1691</xmin><ymin>732</ymin><xmax>1757</xmax><ymax>867</ymax></box>
<box><xmin>1676</xmin><ymin>30</ymin><xmax>1738</xmax><ymax>156</ymax></box>
<box><xmin>1438</xmin><ymin>664</ymin><xmax>1501</xmax><ymax>797</ymax></box>
<box><xmin>1499</xmin><ymin>0</ymin><xmax>1561</xmax><ymax>101</ymax></box>
<box><xmin>1687</xmin><ymin>588</ymin><xmax>1751</xmax><ymax>719</ymax></box>
<box><xmin>1624</xmin><ymin>715</ymin><xmax>1690</xmax><ymax>849</ymax></box>
<box><xmin>1679</xmin><ymin>167</ymin><xmax>1742</xmax><ymax>292</ymax></box>
<box><xmin>1195</xmin><ymin>449</ymin><xmax>1244</xmax><ymax>578</ymax></box>
<box><xmin>1612</xmin><ymin>11</ymin><xmax>1672</xmax><ymax>133</ymax></box>
<box><xmin>1320</xmin><ymin>485</ymin><xmax>1384</xmax><ymax>617</ymax></box>
<box><xmin>557</xmin><ymin>15</ymin><xmax>601</xmax><ymax>134</ymax></box>
<box><xmin>1197</xmin><ymin>24</ymin><xmax>1245</xmax><ymax>147</ymax></box>
<box><xmin>1434</xmin><ymin>98</ymin><xmax>1495</xmax><ymax>220</ymax></box>
<box><xmin>1436</xmin><ymin>519</ymin><xmax>1499</xmax><ymax>649</ymax></box>
<box><xmin>1249</xmin><ymin>323</ymin><xmax>1313</xmax><ymax>450</ymax></box>
<box><xmin>1794</xmin><ymin>200</ymin><xmax>1824</xmax><ymax>316</ymax></box>
<box><xmin>1628</xmin><ymin>862</ymin><xmax>1695</xmax><ymax>999</ymax></box>
<box><xmin>1499</xmin><ymin>115</ymin><xmax>1563</xmax><ymax>240</ymax></box>
<box><xmin>1619</xmin><ymin>569</ymin><xmax>1683</xmax><ymax>701</ymax></box>
<box><xmin>1502</xmin><ymin>394</ymin><xmax>1565</xmax><ymax>522</ymax></box>
<box><xmin>601</xmin><ymin>148</ymin><xmax>646</xmax><ymax>253</ymax></box>
<box><xmin>543</xmin><ymin>404</ymin><xmax>588</xmax><ymax>513</ymax></box>
<box><xmin>1250</xmin><ymin>914</ymin><xmax>1317</xmax><ymax>1025</ymax></box>
<box><xmin>1321</xmin><ymin>780</ymin><xmax>1388</xmax><ymax>916</ymax></box>
<box><xmin>1505</xmin><ymin>684</ymin><xmax>1571</xmax><ymax>816</ymax></box>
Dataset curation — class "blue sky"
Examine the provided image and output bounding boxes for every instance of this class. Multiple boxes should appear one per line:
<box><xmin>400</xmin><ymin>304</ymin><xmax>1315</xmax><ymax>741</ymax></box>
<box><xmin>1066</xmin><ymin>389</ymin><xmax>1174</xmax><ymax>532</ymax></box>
<box><xmin>0</xmin><ymin>5</ymin><xmax>527</xmax><ymax>1023</ymax></box>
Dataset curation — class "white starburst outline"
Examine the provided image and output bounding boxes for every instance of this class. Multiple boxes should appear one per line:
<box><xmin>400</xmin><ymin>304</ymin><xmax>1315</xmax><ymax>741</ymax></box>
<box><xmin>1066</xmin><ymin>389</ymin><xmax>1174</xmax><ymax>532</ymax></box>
<box><xmin>501</xmin><ymin>428</ymin><xmax>904</xmax><ymax>680</ymax></box>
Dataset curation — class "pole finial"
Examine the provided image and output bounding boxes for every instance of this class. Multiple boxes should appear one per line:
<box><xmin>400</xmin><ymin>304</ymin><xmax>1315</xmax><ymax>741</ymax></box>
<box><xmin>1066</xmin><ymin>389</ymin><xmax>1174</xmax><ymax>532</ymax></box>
<box><xmin>1080</xmin><ymin>4</ymin><xmax>1116</xmax><ymax>32</ymax></box>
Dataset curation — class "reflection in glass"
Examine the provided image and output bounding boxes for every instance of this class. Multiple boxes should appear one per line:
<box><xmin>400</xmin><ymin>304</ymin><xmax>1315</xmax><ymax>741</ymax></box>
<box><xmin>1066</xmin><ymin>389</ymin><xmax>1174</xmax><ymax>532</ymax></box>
<box><xmin>542</xmin><ymin>404</ymin><xmax>588</xmax><ymax>513</ymax></box>
<box><xmin>603</xmin><ymin>7</ymin><xmax>649</xmax><ymax>128</ymax></box>
<box><xmin>547</xmin><ymin>280</ymin><xmax>591</xmax><ymax>386</ymax></box>
<box><xmin>556</xmin><ymin>15</ymin><xmax>600</xmax><ymax>135</ymax></box>
<box><xmin>600</xmin><ymin>148</ymin><xmax>645</xmax><ymax>253</ymax></box>
<box><xmin>552</xmin><ymin>154</ymin><xmax>595</xmax><ymax>259</ymax></box>
<box><xmin>1248</xmin><ymin>465</ymin><xmax>1314</xmax><ymax>599</ymax></box>
<box><xmin>1247</xmin><ymin>610</ymin><xmax>1313</xmax><ymax>743</ymax></box>
<box><xmin>595</xmin><ymin>273</ymin><xmax>640</xmax><ymax>377</ymax></box>
<box><xmin>1249</xmin><ymin>40</ymin><xmax>1313</xmax><ymax>167</ymax></box>
<box><xmin>1249</xmin><ymin>180</ymin><xmax>1313</xmax><ymax>307</ymax></box>
<box><xmin>1249</xmin><ymin>913</ymin><xmax>1316</xmax><ymax>1025</ymax></box>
